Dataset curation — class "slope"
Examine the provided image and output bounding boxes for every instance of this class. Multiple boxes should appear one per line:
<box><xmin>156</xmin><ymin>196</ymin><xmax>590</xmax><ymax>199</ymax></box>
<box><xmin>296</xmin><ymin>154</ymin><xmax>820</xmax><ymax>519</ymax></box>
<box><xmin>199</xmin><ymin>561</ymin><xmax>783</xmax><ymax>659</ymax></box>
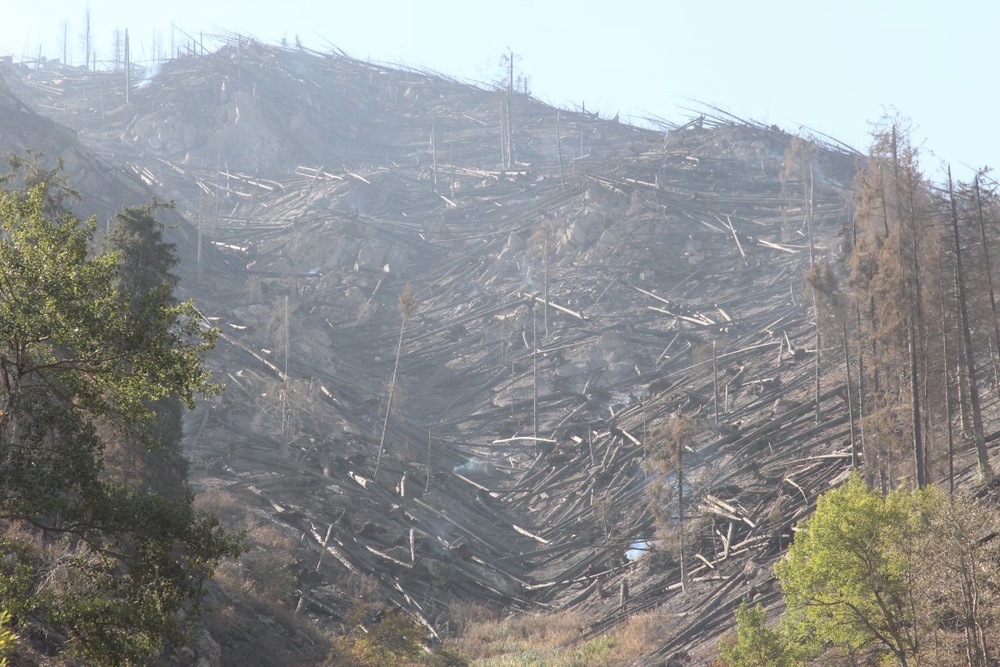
<box><xmin>3</xmin><ymin>39</ymin><xmax>985</xmax><ymax>666</ymax></box>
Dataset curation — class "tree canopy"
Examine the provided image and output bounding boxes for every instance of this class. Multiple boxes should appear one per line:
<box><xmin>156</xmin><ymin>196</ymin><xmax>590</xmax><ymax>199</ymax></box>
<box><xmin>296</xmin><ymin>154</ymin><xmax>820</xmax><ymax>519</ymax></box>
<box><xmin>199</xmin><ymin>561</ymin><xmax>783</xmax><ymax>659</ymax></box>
<box><xmin>717</xmin><ymin>602</ymin><xmax>802</xmax><ymax>667</ymax></box>
<box><xmin>100</xmin><ymin>200</ymin><xmax>190</xmax><ymax>499</ymax></box>
<box><xmin>0</xmin><ymin>182</ymin><xmax>240</xmax><ymax>665</ymax></box>
<box><xmin>718</xmin><ymin>473</ymin><xmax>1000</xmax><ymax>667</ymax></box>
<box><xmin>775</xmin><ymin>473</ymin><xmax>931</xmax><ymax>665</ymax></box>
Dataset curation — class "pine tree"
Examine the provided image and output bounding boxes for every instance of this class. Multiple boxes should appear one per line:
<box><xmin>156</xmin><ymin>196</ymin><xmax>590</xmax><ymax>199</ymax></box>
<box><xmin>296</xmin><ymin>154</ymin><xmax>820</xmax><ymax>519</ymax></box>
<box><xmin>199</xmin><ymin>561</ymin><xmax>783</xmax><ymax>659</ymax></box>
<box><xmin>101</xmin><ymin>200</ymin><xmax>190</xmax><ymax>499</ymax></box>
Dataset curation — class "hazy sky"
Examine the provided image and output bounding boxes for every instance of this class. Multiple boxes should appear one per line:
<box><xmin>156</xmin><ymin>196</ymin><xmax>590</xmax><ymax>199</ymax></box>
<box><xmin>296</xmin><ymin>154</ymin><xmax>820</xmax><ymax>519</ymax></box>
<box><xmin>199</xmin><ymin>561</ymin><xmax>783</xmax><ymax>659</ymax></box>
<box><xmin>2</xmin><ymin>1</ymin><xmax>996</xmax><ymax>180</ymax></box>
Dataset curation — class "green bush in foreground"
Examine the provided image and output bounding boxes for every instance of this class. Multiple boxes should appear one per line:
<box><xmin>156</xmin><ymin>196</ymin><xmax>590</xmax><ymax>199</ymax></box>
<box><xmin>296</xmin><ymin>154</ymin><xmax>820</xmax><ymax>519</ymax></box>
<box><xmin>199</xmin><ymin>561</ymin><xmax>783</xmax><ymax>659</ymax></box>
<box><xmin>719</xmin><ymin>472</ymin><xmax>1000</xmax><ymax>667</ymax></box>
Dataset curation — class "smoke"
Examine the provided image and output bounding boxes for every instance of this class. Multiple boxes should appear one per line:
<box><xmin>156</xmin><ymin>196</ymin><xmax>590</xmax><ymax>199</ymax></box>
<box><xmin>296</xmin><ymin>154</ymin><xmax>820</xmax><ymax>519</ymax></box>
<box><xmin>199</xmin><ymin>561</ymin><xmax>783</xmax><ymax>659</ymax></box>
<box><xmin>452</xmin><ymin>458</ymin><xmax>491</xmax><ymax>477</ymax></box>
<box><xmin>137</xmin><ymin>62</ymin><xmax>162</xmax><ymax>88</ymax></box>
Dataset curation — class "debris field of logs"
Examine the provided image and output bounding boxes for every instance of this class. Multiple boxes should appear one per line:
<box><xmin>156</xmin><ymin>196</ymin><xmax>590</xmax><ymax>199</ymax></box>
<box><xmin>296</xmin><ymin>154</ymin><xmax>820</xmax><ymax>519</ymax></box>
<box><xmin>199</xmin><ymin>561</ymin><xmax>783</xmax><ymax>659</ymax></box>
<box><xmin>4</xmin><ymin>38</ymin><xmax>991</xmax><ymax>663</ymax></box>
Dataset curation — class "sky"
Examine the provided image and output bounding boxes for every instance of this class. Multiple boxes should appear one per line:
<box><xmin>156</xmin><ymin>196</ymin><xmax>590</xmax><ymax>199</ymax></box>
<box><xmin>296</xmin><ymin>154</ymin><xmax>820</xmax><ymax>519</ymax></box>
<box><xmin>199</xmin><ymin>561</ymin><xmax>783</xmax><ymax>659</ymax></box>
<box><xmin>1</xmin><ymin>1</ymin><xmax>997</xmax><ymax>181</ymax></box>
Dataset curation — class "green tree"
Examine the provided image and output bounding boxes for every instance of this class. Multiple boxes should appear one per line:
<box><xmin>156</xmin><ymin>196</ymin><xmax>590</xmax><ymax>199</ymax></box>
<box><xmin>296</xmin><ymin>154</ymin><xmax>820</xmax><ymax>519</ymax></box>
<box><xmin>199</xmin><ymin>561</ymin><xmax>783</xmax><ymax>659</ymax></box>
<box><xmin>775</xmin><ymin>473</ymin><xmax>934</xmax><ymax>666</ymax></box>
<box><xmin>0</xmin><ymin>611</ymin><xmax>15</xmax><ymax>666</ymax></box>
<box><xmin>727</xmin><ymin>476</ymin><xmax>1000</xmax><ymax>666</ymax></box>
<box><xmin>100</xmin><ymin>200</ymin><xmax>189</xmax><ymax>500</ymax></box>
<box><xmin>717</xmin><ymin>602</ymin><xmax>803</xmax><ymax>667</ymax></box>
<box><xmin>102</xmin><ymin>199</ymin><xmax>180</xmax><ymax>304</ymax></box>
<box><xmin>0</xmin><ymin>150</ymin><xmax>81</xmax><ymax>216</ymax></box>
<box><xmin>0</xmin><ymin>183</ymin><xmax>241</xmax><ymax>665</ymax></box>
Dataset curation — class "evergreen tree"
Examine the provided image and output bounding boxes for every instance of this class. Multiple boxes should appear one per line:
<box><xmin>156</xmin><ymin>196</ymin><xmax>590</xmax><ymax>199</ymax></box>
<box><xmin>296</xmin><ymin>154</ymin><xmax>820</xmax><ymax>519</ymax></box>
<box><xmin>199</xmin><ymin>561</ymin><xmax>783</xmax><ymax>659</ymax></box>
<box><xmin>0</xmin><ymin>183</ymin><xmax>240</xmax><ymax>665</ymax></box>
<box><xmin>100</xmin><ymin>201</ymin><xmax>190</xmax><ymax>499</ymax></box>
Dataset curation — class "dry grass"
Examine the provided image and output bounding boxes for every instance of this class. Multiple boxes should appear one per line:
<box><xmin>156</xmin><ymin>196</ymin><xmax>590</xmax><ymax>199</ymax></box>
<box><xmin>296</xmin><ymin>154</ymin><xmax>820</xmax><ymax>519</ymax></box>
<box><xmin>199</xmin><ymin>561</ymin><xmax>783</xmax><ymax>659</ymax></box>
<box><xmin>448</xmin><ymin>609</ymin><xmax>664</xmax><ymax>667</ymax></box>
<box><xmin>193</xmin><ymin>488</ymin><xmax>248</xmax><ymax>526</ymax></box>
<box><xmin>194</xmin><ymin>487</ymin><xmax>332</xmax><ymax>666</ymax></box>
<box><xmin>247</xmin><ymin>522</ymin><xmax>296</xmax><ymax>551</ymax></box>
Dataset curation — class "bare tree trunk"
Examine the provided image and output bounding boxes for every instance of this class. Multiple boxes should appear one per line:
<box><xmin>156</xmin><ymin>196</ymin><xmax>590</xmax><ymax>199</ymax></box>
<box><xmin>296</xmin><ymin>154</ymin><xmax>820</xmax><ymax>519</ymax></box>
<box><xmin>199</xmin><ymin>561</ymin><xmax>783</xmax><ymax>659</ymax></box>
<box><xmin>845</xmin><ymin>321</ymin><xmax>858</xmax><ymax>469</ymax></box>
<box><xmin>908</xmin><ymin>313</ymin><xmax>925</xmax><ymax>487</ymax></box>
<box><xmin>942</xmin><ymin>279</ymin><xmax>956</xmax><ymax>498</ymax></box>
<box><xmin>556</xmin><ymin>111</ymin><xmax>565</xmax><ymax>189</ymax></box>
<box><xmin>974</xmin><ymin>174</ymin><xmax>1000</xmax><ymax>393</ymax></box>
<box><xmin>430</xmin><ymin>126</ymin><xmax>437</xmax><ymax>192</ymax></box>
<box><xmin>532</xmin><ymin>304</ymin><xmax>538</xmax><ymax>439</ymax></box>
<box><xmin>858</xmin><ymin>346</ymin><xmax>867</xmax><ymax>461</ymax></box>
<box><xmin>281</xmin><ymin>295</ymin><xmax>290</xmax><ymax>449</ymax></box>
<box><xmin>815</xmin><ymin>315</ymin><xmax>822</xmax><ymax>426</ymax></box>
<box><xmin>949</xmin><ymin>166</ymin><xmax>990</xmax><ymax>481</ymax></box>
<box><xmin>887</xmin><ymin>126</ymin><xmax>926</xmax><ymax>488</ymax></box>
<box><xmin>499</xmin><ymin>50</ymin><xmax>514</xmax><ymax>170</ymax></box>
<box><xmin>713</xmin><ymin>340</ymin><xmax>719</xmax><ymax>427</ymax></box>
<box><xmin>677</xmin><ymin>438</ymin><xmax>686</xmax><ymax>593</ymax></box>
<box><xmin>83</xmin><ymin>5</ymin><xmax>91</xmax><ymax>70</ymax></box>
<box><xmin>499</xmin><ymin>95</ymin><xmax>510</xmax><ymax>169</ymax></box>
<box><xmin>958</xmin><ymin>358</ymin><xmax>973</xmax><ymax>436</ymax></box>
<box><xmin>124</xmin><ymin>30</ymin><xmax>130</xmax><ymax>104</ymax></box>
<box><xmin>543</xmin><ymin>233</ymin><xmax>549</xmax><ymax>337</ymax></box>
<box><xmin>374</xmin><ymin>316</ymin><xmax>406</xmax><ymax>482</ymax></box>
<box><xmin>801</xmin><ymin>159</ymin><xmax>823</xmax><ymax>427</ymax></box>
<box><xmin>855</xmin><ymin>301</ymin><xmax>868</xmax><ymax>465</ymax></box>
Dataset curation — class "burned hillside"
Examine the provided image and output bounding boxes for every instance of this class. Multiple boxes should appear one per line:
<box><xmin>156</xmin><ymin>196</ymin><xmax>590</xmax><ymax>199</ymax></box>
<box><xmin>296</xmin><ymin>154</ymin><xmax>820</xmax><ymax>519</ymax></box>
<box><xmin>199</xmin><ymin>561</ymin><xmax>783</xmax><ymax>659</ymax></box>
<box><xmin>3</xmin><ymin>39</ymin><xmax>992</xmax><ymax>665</ymax></box>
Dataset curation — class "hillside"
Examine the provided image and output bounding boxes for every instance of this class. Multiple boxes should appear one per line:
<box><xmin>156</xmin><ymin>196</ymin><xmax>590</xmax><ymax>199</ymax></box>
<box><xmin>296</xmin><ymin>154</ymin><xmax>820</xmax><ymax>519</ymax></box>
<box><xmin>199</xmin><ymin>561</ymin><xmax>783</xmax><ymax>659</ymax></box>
<box><xmin>2</xmin><ymin>39</ymin><xmax>991</xmax><ymax>666</ymax></box>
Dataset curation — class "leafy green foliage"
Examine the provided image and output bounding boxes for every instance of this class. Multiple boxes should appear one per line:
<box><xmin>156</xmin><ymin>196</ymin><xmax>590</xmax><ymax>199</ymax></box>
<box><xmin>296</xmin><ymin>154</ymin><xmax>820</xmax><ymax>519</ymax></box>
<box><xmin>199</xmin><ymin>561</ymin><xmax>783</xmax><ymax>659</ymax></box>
<box><xmin>717</xmin><ymin>603</ymin><xmax>802</xmax><ymax>667</ymax></box>
<box><xmin>327</xmin><ymin>606</ymin><xmax>424</xmax><ymax>667</ymax></box>
<box><xmin>0</xmin><ymin>182</ymin><xmax>241</xmax><ymax>665</ymax></box>
<box><xmin>0</xmin><ymin>610</ymin><xmax>15</xmax><ymax>667</ymax></box>
<box><xmin>101</xmin><ymin>200</ymin><xmax>190</xmax><ymax>499</ymax></box>
<box><xmin>0</xmin><ymin>150</ymin><xmax>81</xmax><ymax>216</ymax></box>
<box><xmin>0</xmin><ymin>185</ymin><xmax>218</xmax><ymax>424</ymax></box>
<box><xmin>775</xmin><ymin>473</ymin><xmax>932</xmax><ymax>664</ymax></box>
<box><xmin>719</xmin><ymin>473</ymin><xmax>1000</xmax><ymax>666</ymax></box>
<box><xmin>347</xmin><ymin>609</ymin><xmax>426</xmax><ymax>665</ymax></box>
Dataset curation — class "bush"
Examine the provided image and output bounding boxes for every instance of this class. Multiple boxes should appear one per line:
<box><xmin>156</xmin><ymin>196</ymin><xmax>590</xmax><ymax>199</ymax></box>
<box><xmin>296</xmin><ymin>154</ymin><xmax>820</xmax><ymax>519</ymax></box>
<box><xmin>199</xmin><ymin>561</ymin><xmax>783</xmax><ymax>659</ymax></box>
<box><xmin>717</xmin><ymin>603</ymin><xmax>800</xmax><ymax>667</ymax></box>
<box><xmin>328</xmin><ymin>605</ymin><xmax>468</xmax><ymax>667</ymax></box>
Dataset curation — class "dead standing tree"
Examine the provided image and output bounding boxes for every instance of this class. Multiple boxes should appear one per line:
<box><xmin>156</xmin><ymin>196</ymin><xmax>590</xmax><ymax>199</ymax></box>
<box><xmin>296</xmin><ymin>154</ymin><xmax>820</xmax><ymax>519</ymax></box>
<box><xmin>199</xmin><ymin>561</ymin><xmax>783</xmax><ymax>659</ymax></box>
<box><xmin>847</xmin><ymin>120</ymin><xmax>944</xmax><ymax>489</ymax></box>
<box><xmin>806</xmin><ymin>260</ymin><xmax>857</xmax><ymax>467</ymax></box>
<box><xmin>499</xmin><ymin>50</ymin><xmax>514</xmax><ymax>170</ymax></box>
<box><xmin>948</xmin><ymin>167</ymin><xmax>990</xmax><ymax>481</ymax></box>
<box><xmin>782</xmin><ymin>136</ymin><xmax>821</xmax><ymax>424</ymax></box>
<box><xmin>966</xmin><ymin>171</ymin><xmax>1000</xmax><ymax>391</ymax></box>
<box><xmin>848</xmin><ymin>129</ymin><xmax>908</xmax><ymax>488</ymax></box>
<box><xmin>375</xmin><ymin>283</ymin><xmax>417</xmax><ymax>481</ymax></box>
<box><xmin>647</xmin><ymin>415</ymin><xmax>695</xmax><ymax>592</ymax></box>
